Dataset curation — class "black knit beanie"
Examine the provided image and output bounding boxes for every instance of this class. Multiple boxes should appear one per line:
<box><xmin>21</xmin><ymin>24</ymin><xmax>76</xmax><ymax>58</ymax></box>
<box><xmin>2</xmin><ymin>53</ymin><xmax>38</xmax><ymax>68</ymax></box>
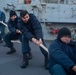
<box><xmin>57</xmin><ymin>27</ymin><xmax>71</xmax><ymax>39</ymax></box>
<box><xmin>10</xmin><ymin>10</ymin><xmax>17</xmax><ymax>17</ymax></box>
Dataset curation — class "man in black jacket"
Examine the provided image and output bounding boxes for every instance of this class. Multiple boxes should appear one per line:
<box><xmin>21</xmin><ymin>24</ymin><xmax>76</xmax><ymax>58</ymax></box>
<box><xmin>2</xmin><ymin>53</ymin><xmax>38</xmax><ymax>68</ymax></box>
<box><xmin>3</xmin><ymin>10</ymin><xmax>22</xmax><ymax>54</ymax></box>
<box><xmin>49</xmin><ymin>27</ymin><xmax>76</xmax><ymax>75</ymax></box>
<box><xmin>18</xmin><ymin>10</ymin><xmax>49</xmax><ymax>69</ymax></box>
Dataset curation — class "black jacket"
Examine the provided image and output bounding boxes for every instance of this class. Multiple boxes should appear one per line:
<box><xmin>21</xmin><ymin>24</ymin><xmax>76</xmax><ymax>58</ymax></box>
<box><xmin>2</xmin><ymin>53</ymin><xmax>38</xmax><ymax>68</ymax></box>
<box><xmin>49</xmin><ymin>39</ymin><xmax>76</xmax><ymax>74</ymax></box>
<box><xmin>18</xmin><ymin>14</ymin><xmax>43</xmax><ymax>40</ymax></box>
<box><xmin>8</xmin><ymin>17</ymin><xmax>19</xmax><ymax>34</ymax></box>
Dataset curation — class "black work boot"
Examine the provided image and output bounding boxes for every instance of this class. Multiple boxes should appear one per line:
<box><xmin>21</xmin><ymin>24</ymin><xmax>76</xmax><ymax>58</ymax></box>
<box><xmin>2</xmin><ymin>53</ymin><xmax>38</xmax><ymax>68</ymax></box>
<box><xmin>6</xmin><ymin>47</ymin><xmax>16</xmax><ymax>54</ymax></box>
<box><xmin>44</xmin><ymin>56</ymin><xmax>49</xmax><ymax>70</ymax></box>
<box><xmin>27</xmin><ymin>51</ymin><xmax>32</xmax><ymax>59</ymax></box>
<box><xmin>21</xmin><ymin>53</ymin><xmax>29</xmax><ymax>69</ymax></box>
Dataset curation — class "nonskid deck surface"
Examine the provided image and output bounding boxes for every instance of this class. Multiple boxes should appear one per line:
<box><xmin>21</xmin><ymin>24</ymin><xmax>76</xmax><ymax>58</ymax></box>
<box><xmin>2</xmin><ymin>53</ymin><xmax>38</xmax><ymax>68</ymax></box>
<box><xmin>0</xmin><ymin>40</ymin><xmax>51</xmax><ymax>75</ymax></box>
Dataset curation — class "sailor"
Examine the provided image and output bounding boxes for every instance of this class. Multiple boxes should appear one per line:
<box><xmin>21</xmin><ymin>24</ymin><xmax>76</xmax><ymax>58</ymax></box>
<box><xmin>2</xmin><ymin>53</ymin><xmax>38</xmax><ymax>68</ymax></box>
<box><xmin>18</xmin><ymin>10</ymin><xmax>49</xmax><ymax>69</ymax></box>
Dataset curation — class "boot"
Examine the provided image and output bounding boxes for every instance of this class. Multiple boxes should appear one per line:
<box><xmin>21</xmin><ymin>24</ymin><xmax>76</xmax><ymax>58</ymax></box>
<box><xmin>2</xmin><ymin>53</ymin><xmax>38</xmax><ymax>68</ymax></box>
<box><xmin>21</xmin><ymin>53</ymin><xmax>29</xmax><ymax>69</ymax></box>
<box><xmin>6</xmin><ymin>47</ymin><xmax>16</xmax><ymax>54</ymax></box>
<box><xmin>44</xmin><ymin>56</ymin><xmax>49</xmax><ymax>70</ymax></box>
<box><xmin>27</xmin><ymin>51</ymin><xmax>32</xmax><ymax>59</ymax></box>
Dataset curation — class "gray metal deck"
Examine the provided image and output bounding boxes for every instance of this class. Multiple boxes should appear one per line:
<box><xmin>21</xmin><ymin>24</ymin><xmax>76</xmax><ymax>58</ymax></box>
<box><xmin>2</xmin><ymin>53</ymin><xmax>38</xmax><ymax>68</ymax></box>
<box><xmin>0</xmin><ymin>41</ymin><xmax>51</xmax><ymax>75</ymax></box>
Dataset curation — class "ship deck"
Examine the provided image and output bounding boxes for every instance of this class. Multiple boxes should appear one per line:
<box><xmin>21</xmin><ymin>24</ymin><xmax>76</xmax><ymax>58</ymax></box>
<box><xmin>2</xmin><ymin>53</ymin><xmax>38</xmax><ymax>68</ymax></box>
<box><xmin>0</xmin><ymin>40</ymin><xmax>51</xmax><ymax>75</ymax></box>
